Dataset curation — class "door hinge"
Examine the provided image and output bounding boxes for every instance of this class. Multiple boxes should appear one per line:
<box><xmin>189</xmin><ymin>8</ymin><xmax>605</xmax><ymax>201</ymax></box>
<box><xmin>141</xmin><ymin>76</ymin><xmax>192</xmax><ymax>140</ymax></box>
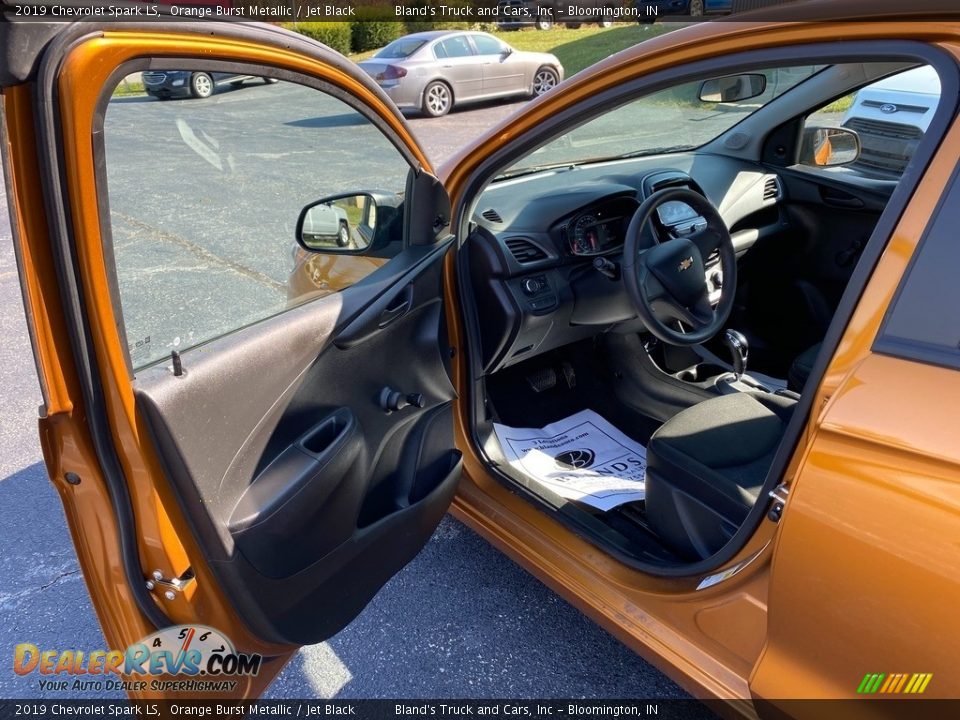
<box><xmin>145</xmin><ymin>568</ymin><xmax>195</xmax><ymax>602</ymax></box>
<box><xmin>767</xmin><ymin>484</ymin><xmax>790</xmax><ymax>523</ymax></box>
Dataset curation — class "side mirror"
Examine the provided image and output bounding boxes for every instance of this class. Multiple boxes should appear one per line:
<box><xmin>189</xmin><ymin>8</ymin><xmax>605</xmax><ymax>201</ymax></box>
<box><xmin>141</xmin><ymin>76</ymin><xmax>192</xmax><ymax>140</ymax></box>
<box><xmin>799</xmin><ymin>126</ymin><xmax>861</xmax><ymax>167</ymax></box>
<box><xmin>501</xmin><ymin>46</ymin><xmax>514</xmax><ymax>57</ymax></box>
<box><xmin>698</xmin><ymin>73</ymin><xmax>767</xmax><ymax>103</ymax></box>
<box><xmin>297</xmin><ymin>193</ymin><xmax>379</xmax><ymax>253</ymax></box>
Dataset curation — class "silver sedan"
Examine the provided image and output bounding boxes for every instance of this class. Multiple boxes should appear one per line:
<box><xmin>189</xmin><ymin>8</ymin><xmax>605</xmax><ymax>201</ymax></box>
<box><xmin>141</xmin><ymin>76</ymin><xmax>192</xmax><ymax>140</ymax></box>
<box><xmin>358</xmin><ymin>31</ymin><xmax>564</xmax><ymax>117</ymax></box>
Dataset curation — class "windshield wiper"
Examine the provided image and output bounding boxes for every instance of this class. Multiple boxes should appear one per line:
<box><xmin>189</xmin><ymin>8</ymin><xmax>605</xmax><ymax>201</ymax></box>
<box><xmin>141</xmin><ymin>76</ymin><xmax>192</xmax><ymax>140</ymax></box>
<box><xmin>494</xmin><ymin>145</ymin><xmax>697</xmax><ymax>181</ymax></box>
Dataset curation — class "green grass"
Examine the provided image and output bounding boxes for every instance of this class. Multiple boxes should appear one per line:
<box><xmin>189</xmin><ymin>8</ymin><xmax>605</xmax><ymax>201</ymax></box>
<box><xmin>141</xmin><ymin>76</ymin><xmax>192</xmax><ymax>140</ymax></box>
<box><xmin>490</xmin><ymin>23</ymin><xmax>682</xmax><ymax>77</ymax></box>
<box><xmin>819</xmin><ymin>94</ymin><xmax>854</xmax><ymax>114</ymax></box>
<box><xmin>112</xmin><ymin>78</ymin><xmax>146</xmax><ymax>97</ymax></box>
<box><xmin>350</xmin><ymin>23</ymin><xmax>685</xmax><ymax>76</ymax></box>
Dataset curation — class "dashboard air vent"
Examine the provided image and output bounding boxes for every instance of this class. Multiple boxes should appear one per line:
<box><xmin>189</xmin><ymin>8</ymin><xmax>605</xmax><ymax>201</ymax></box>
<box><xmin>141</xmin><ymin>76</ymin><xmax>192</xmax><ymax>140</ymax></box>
<box><xmin>481</xmin><ymin>208</ymin><xmax>503</xmax><ymax>224</ymax></box>
<box><xmin>763</xmin><ymin>176</ymin><xmax>781</xmax><ymax>202</ymax></box>
<box><xmin>505</xmin><ymin>237</ymin><xmax>547</xmax><ymax>264</ymax></box>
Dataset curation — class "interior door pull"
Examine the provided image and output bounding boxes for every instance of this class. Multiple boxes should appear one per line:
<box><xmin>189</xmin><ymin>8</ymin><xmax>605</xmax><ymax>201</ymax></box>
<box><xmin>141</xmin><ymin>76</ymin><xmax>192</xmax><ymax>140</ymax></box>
<box><xmin>378</xmin><ymin>288</ymin><xmax>413</xmax><ymax>328</ymax></box>
<box><xmin>820</xmin><ymin>187</ymin><xmax>864</xmax><ymax>208</ymax></box>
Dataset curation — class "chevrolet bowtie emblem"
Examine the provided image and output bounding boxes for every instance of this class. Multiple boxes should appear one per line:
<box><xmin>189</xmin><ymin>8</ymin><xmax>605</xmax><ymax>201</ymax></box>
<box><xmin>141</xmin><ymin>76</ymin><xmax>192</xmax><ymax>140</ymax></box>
<box><xmin>678</xmin><ymin>256</ymin><xmax>694</xmax><ymax>272</ymax></box>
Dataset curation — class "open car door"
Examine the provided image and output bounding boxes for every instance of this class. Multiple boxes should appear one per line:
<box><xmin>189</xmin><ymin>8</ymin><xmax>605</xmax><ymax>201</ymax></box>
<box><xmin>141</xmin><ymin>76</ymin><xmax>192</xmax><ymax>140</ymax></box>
<box><xmin>1</xmin><ymin>21</ymin><xmax>461</xmax><ymax>695</ymax></box>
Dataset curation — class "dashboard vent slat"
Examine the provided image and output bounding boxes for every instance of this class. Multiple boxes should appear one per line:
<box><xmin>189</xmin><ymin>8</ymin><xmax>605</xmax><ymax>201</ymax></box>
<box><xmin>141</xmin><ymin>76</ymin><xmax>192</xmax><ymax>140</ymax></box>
<box><xmin>763</xmin><ymin>176</ymin><xmax>781</xmax><ymax>202</ymax></box>
<box><xmin>505</xmin><ymin>237</ymin><xmax>547</xmax><ymax>264</ymax></box>
<box><xmin>481</xmin><ymin>208</ymin><xmax>503</xmax><ymax>224</ymax></box>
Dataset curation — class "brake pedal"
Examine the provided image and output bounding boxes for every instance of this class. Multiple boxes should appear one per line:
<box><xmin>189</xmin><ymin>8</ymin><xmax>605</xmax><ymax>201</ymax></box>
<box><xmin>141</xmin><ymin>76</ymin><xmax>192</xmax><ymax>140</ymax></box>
<box><xmin>526</xmin><ymin>367</ymin><xmax>557</xmax><ymax>393</ymax></box>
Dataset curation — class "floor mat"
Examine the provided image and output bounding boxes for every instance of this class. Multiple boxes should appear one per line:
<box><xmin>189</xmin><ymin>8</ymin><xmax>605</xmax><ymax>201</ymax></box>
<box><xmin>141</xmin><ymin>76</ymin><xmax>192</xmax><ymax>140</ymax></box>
<box><xmin>493</xmin><ymin>409</ymin><xmax>647</xmax><ymax>512</ymax></box>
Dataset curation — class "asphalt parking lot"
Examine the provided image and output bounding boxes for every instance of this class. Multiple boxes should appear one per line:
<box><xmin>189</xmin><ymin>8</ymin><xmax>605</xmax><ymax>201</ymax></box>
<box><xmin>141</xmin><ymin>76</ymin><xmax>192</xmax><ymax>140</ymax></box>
<box><xmin>0</xmin><ymin>84</ymin><xmax>695</xmax><ymax>702</ymax></box>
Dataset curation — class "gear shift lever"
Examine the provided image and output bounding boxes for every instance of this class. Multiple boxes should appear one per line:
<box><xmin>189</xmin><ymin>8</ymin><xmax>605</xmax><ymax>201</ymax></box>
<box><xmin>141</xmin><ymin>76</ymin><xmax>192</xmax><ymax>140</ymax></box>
<box><xmin>721</xmin><ymin>330</ymin><xmax>749</xmax><ymax>381</ymax></box>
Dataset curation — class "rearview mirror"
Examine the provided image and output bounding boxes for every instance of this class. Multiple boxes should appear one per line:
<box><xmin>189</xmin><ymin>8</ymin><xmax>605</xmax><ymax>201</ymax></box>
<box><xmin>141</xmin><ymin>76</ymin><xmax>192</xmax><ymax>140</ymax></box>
<box><xmin>297</xmin><ymin>194</ymin><xmax>379</xmax><ymax>253</ymax></box>
<box><xmin>799</xmin><ymin>126</ymin><xmax>861</xmax><ymax>167</ymax></box>
<box><xmin>698</xmin><ymin>74</ymin><xmax>767</xmax><ymax>103</ymax></box>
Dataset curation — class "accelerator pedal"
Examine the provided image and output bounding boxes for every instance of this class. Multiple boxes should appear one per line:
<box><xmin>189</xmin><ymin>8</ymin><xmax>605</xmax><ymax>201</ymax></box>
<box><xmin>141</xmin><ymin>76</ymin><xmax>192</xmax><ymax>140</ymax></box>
<box><xmin>526</xmin><ymin>367</ymin><xmax>557</xmax><ymax>393</ymax></box>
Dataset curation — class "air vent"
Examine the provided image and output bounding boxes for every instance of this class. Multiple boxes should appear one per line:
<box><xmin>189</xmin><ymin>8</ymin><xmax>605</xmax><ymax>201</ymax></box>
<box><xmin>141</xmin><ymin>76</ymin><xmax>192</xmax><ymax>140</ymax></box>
<box><xmin>763</xmin><ymin>176</ymin><xmax>781</xmax><ymax>202</ymax></box>
<box><xmin>481</xmin><ymin>208</ymin><xmax>503</xmax><ymax>224</ymax></box>
<box><xmin>505</xmin><ymin>237</ymin><xmax>547</xmax><ymax>264</ymax></box>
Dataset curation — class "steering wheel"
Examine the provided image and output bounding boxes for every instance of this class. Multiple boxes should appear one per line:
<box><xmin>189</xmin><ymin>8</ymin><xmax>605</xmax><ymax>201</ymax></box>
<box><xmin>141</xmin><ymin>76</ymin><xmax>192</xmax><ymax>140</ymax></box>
<box><xmin>622</xmin><ymin>187</ymin><xmax>736</xmax><ymax>346</ymax></box>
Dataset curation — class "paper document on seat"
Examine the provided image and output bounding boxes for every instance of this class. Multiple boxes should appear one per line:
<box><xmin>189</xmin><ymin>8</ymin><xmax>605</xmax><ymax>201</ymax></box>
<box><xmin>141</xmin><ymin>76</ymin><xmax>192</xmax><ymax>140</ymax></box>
<box><xmin>493</xmin><ymin>409</ymin><xmax>646</xmax><ymax>512</ymax></box>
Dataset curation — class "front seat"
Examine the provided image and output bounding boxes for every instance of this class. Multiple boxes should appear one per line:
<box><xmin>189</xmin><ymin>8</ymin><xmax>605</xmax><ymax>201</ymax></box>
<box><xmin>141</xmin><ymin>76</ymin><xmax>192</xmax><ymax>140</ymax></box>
<box><xmin>788</xmin><ymin>342</ymin><xmax>821</xmax><ymax>393</ymax></box>
<box><xmin>645</xmin><ymin>392</ymin><xmax>796</xmax><ymax>560</ymax></box>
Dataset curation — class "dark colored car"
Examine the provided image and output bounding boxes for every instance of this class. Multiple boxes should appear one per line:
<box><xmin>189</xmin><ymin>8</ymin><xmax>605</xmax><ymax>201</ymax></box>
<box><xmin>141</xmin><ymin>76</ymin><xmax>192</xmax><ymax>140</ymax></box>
<box><xmin>635</xmin><ymin>0</ymin><xmax>732</xmax><ymax>22</ymax></box>
<box><xmin>142</xmin><ymin>70</ymin><xmax>277</xmax><ymax>99</ymax></box>
<box><xmin>497</xmin><ymin>0</ymin><xmax>620</xmax><ymax>30</ymax></box>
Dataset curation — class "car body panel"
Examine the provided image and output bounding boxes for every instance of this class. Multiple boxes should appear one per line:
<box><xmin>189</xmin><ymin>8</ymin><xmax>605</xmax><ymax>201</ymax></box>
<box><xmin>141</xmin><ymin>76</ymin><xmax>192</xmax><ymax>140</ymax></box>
<box><xmin>3</xmin><ymin>4</ymin><xmax>960</xmax><ymax>712</ymax></box>
<box><xmin>357</xmin><ymin>31</ymin><xmax>563</xmax><ymax>112</ymax></box>
<box><xmin>142</xmin><ymin>69</ymin><xmax>261</xmax><ymax>98</ymax></box>
<box><xmin>752</xmin><ymin>106</ymin><xmax>960</xmax><ymax>703</ymax></box>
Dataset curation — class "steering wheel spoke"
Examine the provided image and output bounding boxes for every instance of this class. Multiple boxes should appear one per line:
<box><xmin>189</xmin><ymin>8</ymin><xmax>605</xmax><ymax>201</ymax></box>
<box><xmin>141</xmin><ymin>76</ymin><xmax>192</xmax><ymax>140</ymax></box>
<box><xmin>666</xmin><ymin>292</ymin><xmax>715</xmax><ymax>330</ymax></box>
<box><xmin>638</xmin><ymin>264</ymin><xmax>668</xmax><ymax>302</ymax></box>
<box><xmin>689</xmin><ymin>226</ymin><xmax>724</xmax><ymax>258</ymax></box>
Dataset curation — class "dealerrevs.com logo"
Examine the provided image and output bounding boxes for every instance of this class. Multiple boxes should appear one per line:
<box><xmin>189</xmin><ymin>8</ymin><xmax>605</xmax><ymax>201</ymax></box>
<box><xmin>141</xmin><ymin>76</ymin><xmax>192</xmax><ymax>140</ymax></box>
<box><xmin>13</xmin><ymin>625</ymin><xmax>262</xmax><ymax>693</ymax></box>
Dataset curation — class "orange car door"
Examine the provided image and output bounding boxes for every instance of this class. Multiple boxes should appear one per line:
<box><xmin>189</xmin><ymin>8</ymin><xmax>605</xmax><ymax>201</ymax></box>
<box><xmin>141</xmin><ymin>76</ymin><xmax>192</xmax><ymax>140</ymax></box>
<box><xmin>751</xmin><ymin>95</ymin><xmax>960</xmax><ymax>706</ymax></box>
<box><xmin>2</xmin><ymin>21</ymin><xmax>458</xmax><ymax>697</ymax></box>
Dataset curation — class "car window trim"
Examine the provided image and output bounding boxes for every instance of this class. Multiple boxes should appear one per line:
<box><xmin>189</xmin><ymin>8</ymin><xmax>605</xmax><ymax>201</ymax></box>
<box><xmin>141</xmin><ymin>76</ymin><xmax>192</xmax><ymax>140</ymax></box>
<box><xmin>873</xmin><ymin>163</ymin><xmax>960</xmax><ymax>370</ymax></box>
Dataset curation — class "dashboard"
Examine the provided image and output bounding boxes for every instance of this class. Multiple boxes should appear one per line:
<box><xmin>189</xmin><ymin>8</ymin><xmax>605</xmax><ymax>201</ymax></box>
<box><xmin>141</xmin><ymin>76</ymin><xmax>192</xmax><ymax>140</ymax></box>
<box><xmin>467</xmin><ymin>154</ymin><xmax>786</xmax><ymax>374</ymax></box>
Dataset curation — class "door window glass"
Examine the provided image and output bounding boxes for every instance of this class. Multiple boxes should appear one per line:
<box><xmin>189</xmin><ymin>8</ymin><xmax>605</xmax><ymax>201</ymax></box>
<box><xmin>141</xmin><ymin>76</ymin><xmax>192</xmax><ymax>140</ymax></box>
<box><xmin>806</xmin><ymin>65</ymin><xmax>941</xmax><ymax>178</ymax></box>
<box><xmin>472</xmin><ymin>34</ymin><xmax>505</xmax><ymax>56</ymax></box>
<box><xmin>103</xmin><ymin>71</ymin><xmax>410</xmax><ymax>369</ymax></box>
<box><xmin>438</xmin><ymin>36</ymin><xmax>474</xmax><ymax>59</ymax></box>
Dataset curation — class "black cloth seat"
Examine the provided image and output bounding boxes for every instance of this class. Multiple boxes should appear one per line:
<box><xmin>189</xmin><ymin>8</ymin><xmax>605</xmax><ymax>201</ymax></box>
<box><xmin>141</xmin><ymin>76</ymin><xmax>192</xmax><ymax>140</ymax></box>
<box><xmin>645</xmin><ymin>392</ymin><xmax>796</xmax><ymax>560</ymax></box>
<box><xmin>788</xmin><ymin>342</ymin><xmax>821</xmax><ymax>392</ymax></box>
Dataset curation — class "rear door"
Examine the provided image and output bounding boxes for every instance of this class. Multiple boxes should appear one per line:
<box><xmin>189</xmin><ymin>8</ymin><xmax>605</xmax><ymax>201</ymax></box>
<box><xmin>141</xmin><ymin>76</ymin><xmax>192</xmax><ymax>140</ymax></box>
<box><xmin>470</xmin><ymin>34</ymin><xmax>525</xmax><ymax>96</ymax></box>
<box><xmin>434</xmin><ymin>35</ymin><xmax>484</xmax><ymax>100</ymax></box>
<box><xmin>2</xmin><ymin>21</ymin><xmax>460</xmax><ymax>694</ymax></box>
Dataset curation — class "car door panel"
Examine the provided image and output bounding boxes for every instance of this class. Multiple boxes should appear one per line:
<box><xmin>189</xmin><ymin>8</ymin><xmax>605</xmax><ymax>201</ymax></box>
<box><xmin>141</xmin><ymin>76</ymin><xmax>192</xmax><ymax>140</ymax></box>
<box><xmin>444</xmin><ymin>57</ymin><xmax>484</xmax><ymax>101</ymax></box>
<box><xmin>482</xmin><ymin>56</ymin><xmax>526</xmax><ymax>97</ymax></box>
<box><xmin>134</xmin><ymin>242</ymin><xmax>459</xmax><ymax>644</ymax></box>
<box><xmin>4</xmin><ymin>20</ymin><xmax>459</xmax><ymax>672</ymax></box>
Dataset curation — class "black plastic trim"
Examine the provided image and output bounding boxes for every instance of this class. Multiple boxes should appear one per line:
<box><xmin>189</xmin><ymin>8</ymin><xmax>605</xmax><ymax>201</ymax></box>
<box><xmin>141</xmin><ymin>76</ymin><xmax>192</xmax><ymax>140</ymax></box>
<box><xmin>872</xmin><ymin>164</ymin><xmax>960</xmax><ymax>370</ymax></box>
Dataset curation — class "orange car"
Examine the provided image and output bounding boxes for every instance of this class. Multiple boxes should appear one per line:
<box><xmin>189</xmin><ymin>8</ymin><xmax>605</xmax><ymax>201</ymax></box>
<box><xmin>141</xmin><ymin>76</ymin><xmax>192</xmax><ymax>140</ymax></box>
<box><xmin>2</xmin><ymin>1</ymin><xmax>959</xmax><ymax>714</ymax></box>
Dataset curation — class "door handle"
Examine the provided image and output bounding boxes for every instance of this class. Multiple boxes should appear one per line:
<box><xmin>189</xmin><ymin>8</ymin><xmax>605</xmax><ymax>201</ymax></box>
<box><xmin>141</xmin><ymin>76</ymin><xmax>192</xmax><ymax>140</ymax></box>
<box><xmin>820</xmin><ymin>187</ymin><xmax>864</xmax><ymax>209</ymax></box>
<box><xmin>378</xmin><ymin>286</ymin><xmax>414</xmax><ymax>328</ymax></box>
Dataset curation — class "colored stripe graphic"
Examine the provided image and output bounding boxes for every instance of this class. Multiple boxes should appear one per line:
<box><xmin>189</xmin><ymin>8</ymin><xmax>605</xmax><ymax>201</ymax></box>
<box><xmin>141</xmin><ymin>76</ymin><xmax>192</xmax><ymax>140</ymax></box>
<box><xmin>858</xmin><ymin>672</ymin><xmax>932</xmax><ymax>694</ymax></box>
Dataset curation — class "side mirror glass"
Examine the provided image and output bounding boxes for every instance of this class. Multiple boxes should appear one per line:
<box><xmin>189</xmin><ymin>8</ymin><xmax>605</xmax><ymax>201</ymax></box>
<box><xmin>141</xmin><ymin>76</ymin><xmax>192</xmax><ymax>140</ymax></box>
<box><xmin>297</xmin><ymin>194</ymin><xmax>378</xmax><ymax>253</ymax></box>
<box><xmin>799</xmin><ymin>126</ymin><xmax>861</xmax><ymax>167</ymax></box>
<box><xmin>698</xmin><ymin>73</ymin><xmax>767</xmax><ymax>103</ymax></box>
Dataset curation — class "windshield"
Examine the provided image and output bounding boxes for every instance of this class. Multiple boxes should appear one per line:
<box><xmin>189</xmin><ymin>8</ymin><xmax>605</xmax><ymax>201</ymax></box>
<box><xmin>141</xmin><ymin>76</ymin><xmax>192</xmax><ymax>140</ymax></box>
<box><xmin>375</xmin><ymin>38</ymin><xmax>427</xmax><ymax>59</ymax></box>
<box><xmin>500</xmin><ymin>65</ymin><xmax>825</xmax><ymax>178</ymax></box>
